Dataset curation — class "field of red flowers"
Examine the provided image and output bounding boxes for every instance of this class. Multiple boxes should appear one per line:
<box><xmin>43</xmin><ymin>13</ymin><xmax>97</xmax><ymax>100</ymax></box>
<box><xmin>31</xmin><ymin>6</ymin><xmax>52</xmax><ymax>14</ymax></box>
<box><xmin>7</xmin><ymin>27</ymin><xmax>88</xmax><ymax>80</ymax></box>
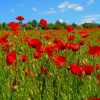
<box><xmin>0</xmin><ymin>17</ymin><xmax>100</xmax><ymax>100</ymax></box>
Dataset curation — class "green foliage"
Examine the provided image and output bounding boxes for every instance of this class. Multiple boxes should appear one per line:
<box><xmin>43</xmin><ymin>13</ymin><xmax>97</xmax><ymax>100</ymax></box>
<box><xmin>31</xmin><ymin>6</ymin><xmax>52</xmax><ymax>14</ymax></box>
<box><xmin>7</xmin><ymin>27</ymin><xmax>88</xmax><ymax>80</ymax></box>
<box><xmin>25</xmin><ymin>23</ymin><xmax>34</xmax><ymax>30</ymax></box>
<box><xmin>54</xmin><ymin>20</ymin><xmax>66</xmax><ymax>29</ymax></box>
<box><xmin>0</xmin><ymin>20</ymin><xmax>100</xmax><ymax>30</ymax></box>
<box><xmin>48</xmin><ymin>23</ymin><xmax>55</xmax><ymax>29</ymax></box>
<box><xmin>28</xmin><ymin>20</ymin><xmax>37</xmax><ymax>28</ymax></box>
<box><xmin>31</xmin><ymin>20</ymin><xmax>37</xmax><ymax>27</ymax></box>
<box><xmin>72</xmin><ymin>23</ymin><xmax>78</xmax><ymax>28</ymax></box>
<box><xmin>82</xmin><ymin>22</ymin><xmax>99</xmax><ymax>28</ymax></box>
<box><xmin>0</xmin><ymin>22</ymin><xmax>10</xmax><ymax>30</ymax></box>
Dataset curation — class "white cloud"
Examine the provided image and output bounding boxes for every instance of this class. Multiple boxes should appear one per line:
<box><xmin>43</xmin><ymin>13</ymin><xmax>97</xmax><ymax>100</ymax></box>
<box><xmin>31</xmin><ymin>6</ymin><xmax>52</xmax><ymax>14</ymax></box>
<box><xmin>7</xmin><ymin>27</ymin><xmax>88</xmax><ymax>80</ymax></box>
<box><xmin>67</xmin><ymin>4</ymin><xmax>77</xmax><ymax>9</ymax></box>
<box><xmin>83</xmin><ymin>14</ymin><xmax>100</xmax><ymax>18</ymax></box>
<box><xmin>87</xmin><ymin>0</ymin><xmax>95</xmax><ymax>5</ymax></box>
<box><xmin>11</xmin><ymin>9</ymin><xmax>15</xmax><ymax>13</ymax></box>
<box><xmin>58</xmin><ymin>1</ymin><xmax>84</xmax><ymax>12</ymax></box>
<box><xmin>58</xmin><ymin>2</ymin><xmax>68</xmax><ymax>12</ymax></box>
<box><xmin>58</xmin><ymin>19</ymin><xmax>64</xmax><ymax>23</ymax></box>
<box><xmin>80</xmin><ymin>18</ymin><xmax>97</xmax><ymax>24</ymax></box>
<box><xmin>58</xmin><ymin>2</ymin><xmax>69</xmax><ymax>9</ymax></box>
<box><xmin>44</xmin><ymin>8</ymin><xmax>57</xmax><ymax>14</ymax></box>
<box><xmin>74</xmin><ymin>6</ymin><xmax>84</xmax><ymax>11</ymax></box>
<box><xmin>79</xmin><ymin>14</ymin><xmax>100</xmax><ymax>24</ymax></box>
<box><xmin>32</xmin><ymin>7</ymin><xmax>38</xmax><ymax>12</ymax></box>
<box><xmin>57</xmin><ymin>19</ymin><xmax>69</xmax><ymax>24</ymax></box>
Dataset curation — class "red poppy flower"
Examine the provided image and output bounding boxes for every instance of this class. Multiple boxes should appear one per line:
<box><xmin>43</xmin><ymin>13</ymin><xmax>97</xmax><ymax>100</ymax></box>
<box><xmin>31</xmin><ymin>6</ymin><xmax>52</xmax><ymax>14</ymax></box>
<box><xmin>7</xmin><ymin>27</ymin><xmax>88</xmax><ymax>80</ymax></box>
<box><xmin>79</xmin><ymin>40</ymin><xmax>85</xmax><ymax>45</ymax></box>
<box><xmin>3</xmin><ymin>33</ymin><xmax>10</xmax><ymax>39</ymax></box>
<box><xmin>25</xmin><ymin>37</ymin><xmax>30</xmax><ymax>42</ymax></box>
<box><xmin>40</xmin><ymin>67</ymin><xmax>48</xmax><ymax>75</ymax></box>
<box><xmin>53</xmin><ymin>56</ymin><xmax>66</xmax><ymax>67</ymax></box>
<box><xmin>79</xmin><ymin>31</ymin><xmax>89</xmax><ymax>38</ymax></box>
<box><xmin>53</xmin><ymin>38</ymin><xmax>61</xmax><ymax>44</ymax></box>
<box><xmin>65</xmin><ymin>42</ymin><xmax>71</xmax><ymax>50</ymax></box>
<box><xmin>16</xmin><ymin>16</ymin><xmax>24</xmax><ymax>21</ymax></box>
<box><xmin>89</xmin><ymin>46</ymin><xmax>100</xmax><ymax>56</ymax></box>
<box><xmin>66</xmin><ymin>25</ymin><xmax>74</xmax><ymax>32</ymax></box>
<box><xmin>45</xmin><ymin>44</ymin><xmax>57</xmax><ymax>57</ymax></box>
<box><xmin>33</xmin><ymin>51</ymin><xmax>41</xmax><ymax>58</ymax></box>
<box><xmin>71</xmin><ymin>43</ymin><xmax>80</xmax><ymax>51</ymax></box>
<box><xmin>20</xmin><ymin>55</ymin><xmax>28</xmax><ymax>62</ymax></box>
<box><xmin>67</xmin><ymin>35</ymin><xmax>75</xmax><ymax>41</ymax></box>
<box><xmin>69</xmin><ymin>63</ymin><xmax>94</xmax><ymax>77</ymax></box>
<box><xmin>28</xmin><ymin>39</ymin><xmax>42</xmax><ymax>49</ymax></box>
<box><xmin>95</xmin><ymin>64</ymin><xmax>100</xmax><ymax>70</ymax></box>
<box><xmin>69</xmin><ymin>64</ymin><xmax>83</xmax><ymax>77</ymax></box>
<box><xmin>2</xmin><ymin>44</ymin><xmax>9</xmax><ymax>51</ymax></box>
<box><xmin>77</xmin><ymin>67</ymin><xmax>83</xmax><ymax>77</ymax></box>
<box><xmin>40</xmin><ymin>19</ymin><xmax>48</xmax><ymax>27</ymax></box>
<box><xmin>53</xmin><ymin>38</ymin><xmax>66</xmax><ymax>50</ymax></box>
<box><xmin>8</xmin><ymin>22</ymin><xmax>20</xmax><ymax>34</ymax></box>
<box><xmin>83</xmin><ymin>65</ymin><xmax>94</xmax><ymax>76</ymax></box>
<box><xmin>6</xmin><ymin>50</ymin><xmax>16</xmax><ymax>65</ymax></box>
<box><xmin>57</xmin><ymin>41</ymin><xmax>66</xmax><ymax>50</ymax></box>
<box><xmin>70</xmin><ymin>64</ymin><xmax>79</xmax><ymax>74</ymax></box>
<box><xmin>44</xmin><ymin>35</ymin><xmax>51</xmax><ymax>40</ymax></box>
<box><xmin>36</xmin><ymin>45</ymin><xmax>45</xmax><ymax>53</ymax></box>
<box><xmin>0</xmin><ymin>34</ymin><xmax>9</xmax><ymax>45</ymax></box>
<box><xmin>0</xmin><ymin>37</ymin><xmax>8</xmax><ymax>45</ymax></box>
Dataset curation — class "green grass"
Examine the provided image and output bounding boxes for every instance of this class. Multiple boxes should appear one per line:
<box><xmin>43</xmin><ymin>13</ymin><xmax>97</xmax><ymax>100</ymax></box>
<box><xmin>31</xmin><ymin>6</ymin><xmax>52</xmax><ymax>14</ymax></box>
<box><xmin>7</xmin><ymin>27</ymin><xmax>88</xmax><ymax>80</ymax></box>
<box><xmin>0</xmin><ymin>29</ymin><xmax>100</xmax><ymax>100</ymax></box>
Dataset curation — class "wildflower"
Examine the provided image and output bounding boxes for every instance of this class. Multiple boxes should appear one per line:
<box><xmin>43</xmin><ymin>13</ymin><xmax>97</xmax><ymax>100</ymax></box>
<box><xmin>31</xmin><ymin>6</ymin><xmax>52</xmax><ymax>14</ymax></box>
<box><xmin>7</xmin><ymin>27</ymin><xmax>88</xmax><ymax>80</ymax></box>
<box><xmin>6</xmin><ymin>50</ymin><xmax>16</xmax><ymax>65</ymax></box>
<box><xmin>66</xmin><ymin>25</ymin><xmax>74</xmax><ymax>32</ymax></box>
<box><xmin>53</xmin><ymin>56</ymin><xmax>66</xmax><ymax>67</ymax></box>
<box><xmin>33</xmin><ymin>51</ymin><xmax>41</xmax><ymax>58</ymax></box>
<box><xmin>16</xmin><ymin>16</ymin><xmax>24</xmax><ymax>21</ymax></box>
<box><xmin>40</xmin><ymin>19</ymin><xmax>48</xmax><ymax>27</ymax></box>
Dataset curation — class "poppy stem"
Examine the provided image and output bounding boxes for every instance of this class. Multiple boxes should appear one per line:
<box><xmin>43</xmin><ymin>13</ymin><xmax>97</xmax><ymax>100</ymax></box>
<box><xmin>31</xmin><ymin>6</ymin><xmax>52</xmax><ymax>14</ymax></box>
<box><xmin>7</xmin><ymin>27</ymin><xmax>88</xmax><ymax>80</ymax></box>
<box><xmin>41</xmin><ymin>76</ymin><xmax>46</xmax><ymax>99</ymax></box>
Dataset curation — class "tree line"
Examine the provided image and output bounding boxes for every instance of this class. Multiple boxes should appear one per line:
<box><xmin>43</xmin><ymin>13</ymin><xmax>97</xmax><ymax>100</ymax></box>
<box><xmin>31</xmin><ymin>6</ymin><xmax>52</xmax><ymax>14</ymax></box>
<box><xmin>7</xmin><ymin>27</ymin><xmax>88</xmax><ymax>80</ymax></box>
<box><xmin>0</xmin><ymin>20</ymin><xmax>100</xmax><ymax>30</ymax></box>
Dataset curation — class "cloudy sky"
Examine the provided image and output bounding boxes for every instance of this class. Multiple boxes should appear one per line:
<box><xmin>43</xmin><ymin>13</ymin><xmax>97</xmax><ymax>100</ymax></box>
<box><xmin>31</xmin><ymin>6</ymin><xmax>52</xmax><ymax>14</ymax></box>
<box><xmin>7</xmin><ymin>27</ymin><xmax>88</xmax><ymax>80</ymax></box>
<box><xmin>0</xmin><ymin>0</ymin><xmax>100</xmax><ymax>24</ymax></box>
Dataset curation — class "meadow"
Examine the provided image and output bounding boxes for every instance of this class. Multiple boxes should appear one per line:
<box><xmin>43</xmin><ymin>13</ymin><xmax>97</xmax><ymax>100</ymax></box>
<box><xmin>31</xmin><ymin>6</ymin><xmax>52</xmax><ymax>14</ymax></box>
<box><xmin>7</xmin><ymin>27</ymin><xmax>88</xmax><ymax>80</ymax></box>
<box><xmin>0</xmin><ymin>26</ymin><xmax>100</xmax><ymax>100</ymax></box>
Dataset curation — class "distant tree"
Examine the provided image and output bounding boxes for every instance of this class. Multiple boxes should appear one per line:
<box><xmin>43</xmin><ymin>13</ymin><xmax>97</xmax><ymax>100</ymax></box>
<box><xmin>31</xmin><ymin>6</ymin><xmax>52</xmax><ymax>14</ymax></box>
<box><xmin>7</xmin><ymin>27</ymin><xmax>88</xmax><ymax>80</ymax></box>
<box><xmin>1</xmin><ymin>19</ymin><xmax>100</xmax><ymax>30</ymax></box>
<box><xmin>25</xmin><ymin>23</ymin><xmax>34</xmax><ymax>30</ymax></box>
<box><xmin>2</xmin><ymin>22</ymin><xmax>6</xmax><ymax>29</ymax></box>
<box><xmin>82</xmin><ymin>22</ymin><xmax>99</xmax><ymax>28</ymax></box>
<box><xmin>54</xmin><ymin>20</ymin><xmax>66</xmax><ymax>29</ymax></box>
<box><xmin>31</xmin><ymin>20</ymin><xmax>37</xmax><ymax>27</ymax></box>
<box><xmin>48</xmin><ymin>23</ymin><xmax>55</xmax><ymax>29</ymax></box>
<box><xmin>62</xmin><ymin>22</ymin><xmax>67</xmax><ymax>28</ymax></box>
<box><xmin>26</xmin><ymin>20</ymin><xmax>38</xmax><ymax>29</ymax></box>
<box><xmin>0</xmin><ymin>24</ymin><xmax>3</xmax><ymax>30</ymax></box>
<box><xmin>2</xmin><ymin>22</ymin><xmax>9</xmax><ymax>30</ymax></box>
<box><xmin>98</xmin><ymin>24</ymin><xmax>100</xmax><ymax>27</ymax></box>
<box><xmin>92</xmin><ymin>22</ymin><xmax>99</xmax><ymax>27</ymax></box>
<box><xmin>72</xmin><ymin>23</ymin><xmax>78</xmax><ymax>28</ymax></box>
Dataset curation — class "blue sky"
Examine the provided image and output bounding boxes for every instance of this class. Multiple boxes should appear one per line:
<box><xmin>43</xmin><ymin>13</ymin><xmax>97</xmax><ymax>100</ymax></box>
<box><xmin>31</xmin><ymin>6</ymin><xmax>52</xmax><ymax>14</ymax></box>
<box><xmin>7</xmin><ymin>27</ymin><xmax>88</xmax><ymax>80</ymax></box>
<box><xmin>0</xmin><ymin>0</ymin><xmax>100</xmax><ymax>24</ymax></box>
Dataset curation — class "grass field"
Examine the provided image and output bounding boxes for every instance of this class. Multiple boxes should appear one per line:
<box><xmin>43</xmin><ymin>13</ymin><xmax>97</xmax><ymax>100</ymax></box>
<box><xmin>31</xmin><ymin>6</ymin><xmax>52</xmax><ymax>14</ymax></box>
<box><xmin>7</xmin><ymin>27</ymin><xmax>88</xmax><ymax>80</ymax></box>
<box><xmin>0</xmin><ymin>28</ymin><xmax>100</xmax><ymax>100</ymax></box>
